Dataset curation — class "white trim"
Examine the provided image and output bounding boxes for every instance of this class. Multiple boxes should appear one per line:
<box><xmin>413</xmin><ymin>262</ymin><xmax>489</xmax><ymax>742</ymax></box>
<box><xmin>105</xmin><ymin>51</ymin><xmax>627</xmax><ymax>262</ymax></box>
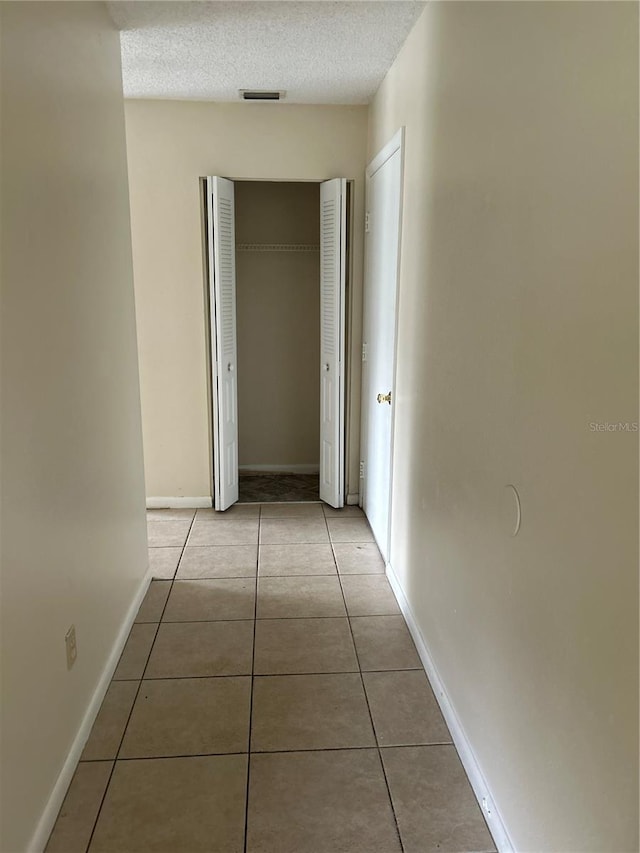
<box><xmin>239</xmin><ymin>464</ymin><xmax>320</xmax><ymax>475</ymax></box>
<box><xmin>386</xmin><ymin>562</ymin><xmax>515</xmax><ymax>853</ymax></box>
<box><xmin>146</xmin><ymin>496</ymin><xmax>213</xmax><ymax>509</ymax></box>
<box><xmin>366</xmin><ymin>127</ymin><xmax>405</xmax><ymax>179</ymax></box>
<box><xmin>27</xmin><ymin>567</ymin><xmax>153</xmax><ymax>853</ymax></box>
<box><xmin>346</xmin><ymin>492</ymin><xmax>360</xmax><ymax>506</ymax></box>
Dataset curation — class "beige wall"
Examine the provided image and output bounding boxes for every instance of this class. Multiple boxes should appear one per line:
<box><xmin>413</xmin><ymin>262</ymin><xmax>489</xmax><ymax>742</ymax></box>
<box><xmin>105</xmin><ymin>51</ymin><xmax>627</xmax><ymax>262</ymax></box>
<box><xmin>0</xmin><ymin>4</ymin><xmax>148</xmax><ymax>850</ymax></box>
<box><xmin>369</xmin><ymin>3</ymin><xmax>638</xmax><ymax>850</ymax></box>
<box><xmin>235</xmin><ymin>182</ymin><xmax>320</xmax><ymax>469</ymax></box>
<box><xmin>125</xmin><ymin>100</ymin><xmax>367</xmax><ymax>499</ymax></box>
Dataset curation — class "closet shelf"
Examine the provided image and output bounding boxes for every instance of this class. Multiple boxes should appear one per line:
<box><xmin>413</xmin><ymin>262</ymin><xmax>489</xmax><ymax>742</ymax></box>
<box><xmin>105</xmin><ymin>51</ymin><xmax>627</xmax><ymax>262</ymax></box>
<box><xmin>236</xmin><ymin>243</ymin><xmax>320</xmax><ymax>253</ymax></box>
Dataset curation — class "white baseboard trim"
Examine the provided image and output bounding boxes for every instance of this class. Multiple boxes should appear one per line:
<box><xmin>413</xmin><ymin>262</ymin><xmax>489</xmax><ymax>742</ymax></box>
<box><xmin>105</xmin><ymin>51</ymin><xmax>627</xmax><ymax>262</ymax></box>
<box><xmin>346</xmin><ymin>493</ymin><xmax>360</xmax><ymax>506</ymax></box>
<box><xmin>385</xmin><ymin>563</ymin><xmax>514</xmax><ymax>853</ymax></box>
<box><xmin>146</xmin><ymin>496</ymin><xmax>212</xmax><ymax>509</ymax></box>
<box><xmin>28</xmin><ymin>567</ymin><xmax>153</xmax><ymax>853</ymax></box>
<box><xmin>239</xmin><ymin>464</ymin><xmax>320</xmax><ymax>474</ymax></box>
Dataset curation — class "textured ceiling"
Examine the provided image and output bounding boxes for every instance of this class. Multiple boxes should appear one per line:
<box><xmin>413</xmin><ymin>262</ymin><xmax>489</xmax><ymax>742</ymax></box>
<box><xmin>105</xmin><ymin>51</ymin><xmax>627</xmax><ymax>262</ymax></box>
<box><xmin>107</xmin><ymin>1</ymin><xmax>426</xmax><ymax>104</ymax></box>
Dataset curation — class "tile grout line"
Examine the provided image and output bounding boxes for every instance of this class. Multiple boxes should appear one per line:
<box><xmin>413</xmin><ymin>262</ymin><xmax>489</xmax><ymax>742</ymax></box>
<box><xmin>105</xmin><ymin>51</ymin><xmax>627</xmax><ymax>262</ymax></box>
<box><xmin>120</xmin><ymin>613</ymin><xmax>408</xmax><ymax>625</ymax></box>
<box><xmin>152</xmin><ymin>571</ymin><xmax>385</xmax><ymax>586</ymax></box>
<box><xmin>82</xmin><ymin>509</ymin><xmax>198</xmax><ymax>853</ymax></box>
<box><xmin>136</xmin><ymin>669</ymin><xmax>359</xmax><ymax>680</ymax></box>
<box><xmin>79</xmin><ymin>740</ymin><xmax>455</xmax><ymax>764</ymax></box>
<box><xmin>325</xmin><ymin>509</ymin><xmax>406</xmax><ymax>853</ymax></box>
<box><xmin>243</xmin><ymin>502</ymin><xmax>261</xmax><ymax>853</ymax></box>
<box><xmin>112</xmin><ymin>665</ymin><xmax>423</xmax><ymax>683</ymax></box>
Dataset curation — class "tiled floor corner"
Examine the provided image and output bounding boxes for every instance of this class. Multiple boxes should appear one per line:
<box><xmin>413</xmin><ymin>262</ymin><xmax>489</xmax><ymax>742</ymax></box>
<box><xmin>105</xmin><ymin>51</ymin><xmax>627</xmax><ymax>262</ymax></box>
<box><xmin>45</xmin><ymin>502</ymin><xmax>496</xmax><ymax>853</ymax></box>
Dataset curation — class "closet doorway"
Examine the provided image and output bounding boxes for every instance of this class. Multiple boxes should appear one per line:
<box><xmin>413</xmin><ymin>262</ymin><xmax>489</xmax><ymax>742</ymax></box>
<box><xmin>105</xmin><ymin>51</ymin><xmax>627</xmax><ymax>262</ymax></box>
<box><xmin>236</xmin><ymin>181</ymin><xmax>321</xmax><ymax>503</ymax></box>
<box><xmin>204</xmin><ymin>177</ymin><xmax>349</xmax><ymax>510</ymax></box>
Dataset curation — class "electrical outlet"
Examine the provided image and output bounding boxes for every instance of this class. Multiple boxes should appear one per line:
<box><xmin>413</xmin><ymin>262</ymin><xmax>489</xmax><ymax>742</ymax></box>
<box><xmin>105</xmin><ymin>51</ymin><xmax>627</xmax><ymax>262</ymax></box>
<box><xmin>65</xmin><ymin>625</ymin><xmax>77</xmax><ymax>670</ymax></box>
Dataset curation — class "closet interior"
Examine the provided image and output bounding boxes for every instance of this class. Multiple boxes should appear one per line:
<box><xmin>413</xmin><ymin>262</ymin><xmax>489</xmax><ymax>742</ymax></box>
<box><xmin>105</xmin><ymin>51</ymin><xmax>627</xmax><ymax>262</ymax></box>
<box><xmin>234</xmin><ymin>181</ymin><xmax>321</xmax><ymax>502</ymax></box>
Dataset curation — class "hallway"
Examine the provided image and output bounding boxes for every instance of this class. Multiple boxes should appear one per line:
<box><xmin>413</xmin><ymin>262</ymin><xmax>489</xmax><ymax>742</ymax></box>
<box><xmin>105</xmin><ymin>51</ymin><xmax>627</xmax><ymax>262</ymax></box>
<box><xmin>46</xmin><ymin>505</ymin><xmax>494</xmax><ymax>853</ymax></box>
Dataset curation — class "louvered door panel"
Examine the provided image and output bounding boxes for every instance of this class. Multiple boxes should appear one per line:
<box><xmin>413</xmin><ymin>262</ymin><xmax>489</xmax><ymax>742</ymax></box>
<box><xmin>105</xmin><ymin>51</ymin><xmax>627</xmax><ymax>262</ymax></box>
<box><xmin>319</xmin><ymin>179</ymin><xmax>346</xmax><ymax>508</ymax></box>
<box><xmin>207</xmin><ymin>176</ymin><xmax>239</xmax><ymax>511</ymax></box>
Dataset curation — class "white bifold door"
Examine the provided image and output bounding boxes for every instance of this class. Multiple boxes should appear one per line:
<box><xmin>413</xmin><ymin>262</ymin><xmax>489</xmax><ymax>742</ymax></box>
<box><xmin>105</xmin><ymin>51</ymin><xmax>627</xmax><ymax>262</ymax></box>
<box><xmin>319</xmin><ymin>178</ymin><xmax>347</xmax><ymax>509</ymax></box>
<box><xmin>207</xmin><ymin>176</ymin><xmax>347</xmax><ymax>511</ymax></box>
<box><xmin>206</xmin><ymin>176</ymin><xmax>239</xmax><ymax>511</ymax></box>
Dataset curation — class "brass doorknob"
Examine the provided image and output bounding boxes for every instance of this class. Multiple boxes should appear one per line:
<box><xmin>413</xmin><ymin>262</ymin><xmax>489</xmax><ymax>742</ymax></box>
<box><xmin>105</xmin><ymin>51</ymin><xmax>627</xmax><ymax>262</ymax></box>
<box><xmin>377</xmin><ymin>392</ymin><xmax>392</xmax><ymax>405</ymax></box>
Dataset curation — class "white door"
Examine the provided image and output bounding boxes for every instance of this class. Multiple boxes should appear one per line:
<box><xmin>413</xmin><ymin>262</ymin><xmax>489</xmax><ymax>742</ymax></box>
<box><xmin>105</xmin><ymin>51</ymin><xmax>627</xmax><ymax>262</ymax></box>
<box><xmin>319</xmin><ymin>178</ymin><xmax>347</xmax><ymax>508</ymax></box>
<box><xmin>361</xmin><ymin>131</ymin><xmax>404</xmax><ymax>559</ymax></box>
<box><xmin>207</xmin><ymin>176</ymin><xmax>239</xmax><ymax>511</ymax></box>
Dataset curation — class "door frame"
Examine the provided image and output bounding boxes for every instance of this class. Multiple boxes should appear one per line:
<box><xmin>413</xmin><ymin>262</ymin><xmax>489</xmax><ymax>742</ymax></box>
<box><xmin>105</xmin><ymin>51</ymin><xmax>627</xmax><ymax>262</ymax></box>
<box><xmin>361</xmin><ymin>127</ymin><xmax>405</xmax><ymax>558</ymax></box>
<box><xmin>201</xmin><ymin>177</ymin><xmax>355</xmax><ymax>505</ymax></box>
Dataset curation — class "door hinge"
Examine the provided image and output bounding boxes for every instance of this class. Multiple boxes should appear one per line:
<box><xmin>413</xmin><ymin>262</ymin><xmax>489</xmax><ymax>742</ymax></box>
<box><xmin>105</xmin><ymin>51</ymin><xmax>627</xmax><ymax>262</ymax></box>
<box><xmin>359</xmin><ymin>460</ymin><xmax>365</xmax><ymax>479</ymax></box>
<box><xmin>365</xmin><ymin>211</ymin><xmax>371</xmax><ymax>233</ymax></box>
<box><xmin>362</xmin><ymin>342</ymin><xmax>367</xmax><ymax>362</ymax></box>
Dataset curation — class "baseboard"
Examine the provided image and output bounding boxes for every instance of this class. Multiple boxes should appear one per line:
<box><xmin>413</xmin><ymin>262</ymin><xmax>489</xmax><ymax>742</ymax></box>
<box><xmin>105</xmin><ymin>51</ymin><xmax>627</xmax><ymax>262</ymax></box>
<box><xmin>385</xmin><ymin>563</ymin><xmax>515</xmax><ymax>853</ymax></box>
<box><xmin>146</xmin><ymin>496</ymin><xmax>213</xmax><ymax>509</ymax></box>
<box><xmin>346</xmin><ymin>493</ymin><xmax>360</xmax><ymax>506</ymax></box>
<box><xmin>27</xmin><ymin>566</ymin><xmax>153</xmax><ymax>853</ymax></box>
<box><xmin>239</xmin><ymin>464</ymin><xmax>320</xmax><ymax>474</ymax></box>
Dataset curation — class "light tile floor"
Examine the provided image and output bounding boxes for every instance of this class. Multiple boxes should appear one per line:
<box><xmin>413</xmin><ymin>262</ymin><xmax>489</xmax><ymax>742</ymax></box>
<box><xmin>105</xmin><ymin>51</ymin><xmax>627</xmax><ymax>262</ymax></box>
<box><xmin>46</xmin><ymin>503</ymin><xmax>496</xmax><ymax>853</ymax></box>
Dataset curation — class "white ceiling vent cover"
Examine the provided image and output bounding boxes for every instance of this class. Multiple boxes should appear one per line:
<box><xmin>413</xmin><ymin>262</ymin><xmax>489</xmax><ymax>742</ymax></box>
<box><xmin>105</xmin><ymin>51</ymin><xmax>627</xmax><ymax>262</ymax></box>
<box><xmin>240</xmin><ymin>90</ymin><xmax>285</xmax><ymax>101</ymax></box>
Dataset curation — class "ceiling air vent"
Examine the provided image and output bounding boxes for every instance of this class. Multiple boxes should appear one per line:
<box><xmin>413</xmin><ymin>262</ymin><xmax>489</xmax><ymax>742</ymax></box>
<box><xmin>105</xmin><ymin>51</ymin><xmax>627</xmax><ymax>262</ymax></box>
<box><xmin>240</xmin><ymin>90</ymin><xmax>284</xmax><ymax>101</ymax></box>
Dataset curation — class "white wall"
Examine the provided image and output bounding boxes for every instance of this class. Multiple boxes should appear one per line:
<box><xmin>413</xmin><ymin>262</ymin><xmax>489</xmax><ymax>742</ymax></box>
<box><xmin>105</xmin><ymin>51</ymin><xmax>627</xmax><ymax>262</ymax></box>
<box><xmin>369</xmin><ymin>3</ymin><xmax>638</xmax><ymax>850</ymax></box>
<box><xmin>0</xmin><ymin>4</ymin><xmax>148</xmax><ymax>850</ymax></box>
<box><xmin>235</xmin><ymin>181</ymin><xmax>320</xmax><ymax>469</ymax></box>
<box><xmin>124</xmin><ymin>100</ymin><xmax>367</xmax><ymax>501</ymax></box>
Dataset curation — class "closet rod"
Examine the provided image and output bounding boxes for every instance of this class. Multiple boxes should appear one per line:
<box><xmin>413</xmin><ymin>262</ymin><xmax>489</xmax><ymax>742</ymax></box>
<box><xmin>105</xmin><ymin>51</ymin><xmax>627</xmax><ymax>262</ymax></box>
<box><xmin>236</xmin><ymin>243</ymin><xmax>320</xmax><ymax>253</ymax></box>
